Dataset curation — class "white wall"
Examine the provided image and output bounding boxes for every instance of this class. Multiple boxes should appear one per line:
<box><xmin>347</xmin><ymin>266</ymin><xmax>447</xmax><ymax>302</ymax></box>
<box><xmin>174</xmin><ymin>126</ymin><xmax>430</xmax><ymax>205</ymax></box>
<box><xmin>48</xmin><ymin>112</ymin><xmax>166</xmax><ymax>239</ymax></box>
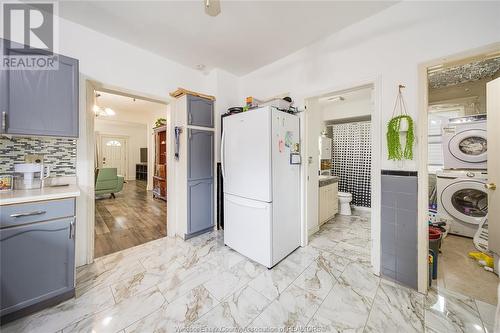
<box><xmin>322</xmin><ymin>98</ymin><xmax>372</xmax><ymax>122</ymax></box>
<box><xmin>239</xmin><ymin>1</ymin><xmax>500</xmax><ymax>172</ymax></box>
<box><xmin>95</xmin><ymin>120</ymin><xmax>148</xmax><ymax>181</ymax></box>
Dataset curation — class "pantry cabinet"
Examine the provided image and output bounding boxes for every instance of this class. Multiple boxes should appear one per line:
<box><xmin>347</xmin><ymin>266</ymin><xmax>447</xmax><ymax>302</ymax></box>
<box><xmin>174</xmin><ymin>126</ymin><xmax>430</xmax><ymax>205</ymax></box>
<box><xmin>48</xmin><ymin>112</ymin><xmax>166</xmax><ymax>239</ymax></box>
<box><xmin>187</xmin><ymin>128</ymin><xmax>214</xmax><ymax>235</ymax></box>
<box><xmin>187</xmin><ymin>95</ymin><xmax>214</xmax><ymax>128</ymax></box>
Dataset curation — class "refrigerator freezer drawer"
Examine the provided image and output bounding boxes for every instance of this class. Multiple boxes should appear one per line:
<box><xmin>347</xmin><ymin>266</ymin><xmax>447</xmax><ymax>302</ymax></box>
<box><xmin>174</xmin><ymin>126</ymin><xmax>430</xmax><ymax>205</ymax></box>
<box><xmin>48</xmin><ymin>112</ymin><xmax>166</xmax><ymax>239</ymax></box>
<box><xmin>223</xmin><ymin>194</ymin><xmax>272</xmax><ymax>268</ymax></box>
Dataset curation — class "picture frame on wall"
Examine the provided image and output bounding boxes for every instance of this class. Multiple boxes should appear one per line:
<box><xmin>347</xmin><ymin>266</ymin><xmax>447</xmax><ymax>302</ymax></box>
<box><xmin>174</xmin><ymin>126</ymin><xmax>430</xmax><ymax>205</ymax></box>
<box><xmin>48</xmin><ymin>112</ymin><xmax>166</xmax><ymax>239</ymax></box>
<box><xmin>0</xmin><ymin>175</ymin><xmax>13</xmax><ymax>192</ymax></box>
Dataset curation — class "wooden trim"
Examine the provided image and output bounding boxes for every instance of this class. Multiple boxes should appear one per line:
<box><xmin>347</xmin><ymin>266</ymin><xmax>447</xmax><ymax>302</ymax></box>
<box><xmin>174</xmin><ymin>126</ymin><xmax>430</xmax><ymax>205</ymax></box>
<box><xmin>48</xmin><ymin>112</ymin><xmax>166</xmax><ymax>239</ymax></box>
<box><xmin>169</xmin><ymin>88</ymin><xmax>216</xmax><ymax>101</ymax></box>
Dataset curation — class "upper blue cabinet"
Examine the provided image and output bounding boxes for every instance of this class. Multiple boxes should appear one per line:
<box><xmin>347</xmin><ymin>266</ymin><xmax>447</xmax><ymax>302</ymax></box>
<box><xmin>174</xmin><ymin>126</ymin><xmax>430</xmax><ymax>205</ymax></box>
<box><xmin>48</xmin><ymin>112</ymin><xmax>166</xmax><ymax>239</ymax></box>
<box><xmin>187</xmin><ymin>94</ymin><xmax>214</xmax><ymax>128</ymax></box>
<box><xmin>0</xmin><ymin>39</ymin><xmax>79</xmax><ymax>138</ymax></box>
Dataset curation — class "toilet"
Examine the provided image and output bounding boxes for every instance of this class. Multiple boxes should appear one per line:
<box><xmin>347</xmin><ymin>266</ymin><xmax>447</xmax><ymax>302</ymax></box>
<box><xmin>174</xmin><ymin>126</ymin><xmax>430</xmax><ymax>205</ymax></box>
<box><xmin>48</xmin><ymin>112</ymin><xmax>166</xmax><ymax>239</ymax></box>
<box><xmin>338</xmin><ymin>192</ymin><xmax>353</xmax><ymax>215</ymax></box>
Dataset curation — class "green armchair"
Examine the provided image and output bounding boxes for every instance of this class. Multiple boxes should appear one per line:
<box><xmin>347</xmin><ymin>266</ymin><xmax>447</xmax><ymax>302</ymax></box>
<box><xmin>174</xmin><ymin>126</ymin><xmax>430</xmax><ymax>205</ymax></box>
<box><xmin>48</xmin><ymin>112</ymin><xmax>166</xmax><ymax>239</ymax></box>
<box><xmin>95</xmin><ymin>168</ymin><xmax>124</xmax><ymax>198</ymax></box>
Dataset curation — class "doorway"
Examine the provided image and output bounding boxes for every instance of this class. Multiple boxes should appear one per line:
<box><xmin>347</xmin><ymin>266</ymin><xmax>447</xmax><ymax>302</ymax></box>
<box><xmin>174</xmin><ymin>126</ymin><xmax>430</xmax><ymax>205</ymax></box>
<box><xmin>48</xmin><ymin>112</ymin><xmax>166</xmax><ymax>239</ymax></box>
<box><xmin>421</xmin><ymin>50</ymin><xmax>500</xmax><ymax>305</ymax></box>
<box><xmin>303</xmin><ymin>82</ymin><xmax>381</xmax><ymax>275</ymax></box>
<box><xmin>92</xmin><ymin>89</ymin><xmax>168</xmax><ymax>258</ymax></box>
<box><xmin>99</xmin><ymin>135</ymin><xmax>128</xmax><ymax>178</ymax></box>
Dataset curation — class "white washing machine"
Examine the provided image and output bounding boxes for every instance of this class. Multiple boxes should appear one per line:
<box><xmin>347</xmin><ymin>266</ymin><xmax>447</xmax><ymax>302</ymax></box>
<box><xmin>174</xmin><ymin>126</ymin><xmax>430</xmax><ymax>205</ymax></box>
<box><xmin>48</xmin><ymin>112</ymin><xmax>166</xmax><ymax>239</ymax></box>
<box><xmin>442</xmin><ymin>114</ymin><xmax>487</xmax><ymax>169</ymax></box>
<box><xmin>436</xmin><ymin>170</ymin><xmax>488</xmax><ymax>238</ymax></box>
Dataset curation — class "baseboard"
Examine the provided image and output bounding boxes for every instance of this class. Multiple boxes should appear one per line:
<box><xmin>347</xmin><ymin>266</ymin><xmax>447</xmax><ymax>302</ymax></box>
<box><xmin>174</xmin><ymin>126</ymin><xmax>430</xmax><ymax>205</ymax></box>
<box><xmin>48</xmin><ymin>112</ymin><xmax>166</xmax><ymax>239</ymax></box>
<box><xmin>0</xmin><ymin>289</ymin><xmax>75</xmax><ymax>325</ymax></box>
<box><xmin>184</xmin><ymin>226</ymin><xmax>213</xmax><ymax>240</ymax></box>
<box><xmin>352</xmin><ymin>205</ymin><xmax>371</xmax><ymax>212</ymax></box>
<box><xmin>308</xmin><ymin>226</ymin><xmax>319</xmax><ymax>237</ymax></box>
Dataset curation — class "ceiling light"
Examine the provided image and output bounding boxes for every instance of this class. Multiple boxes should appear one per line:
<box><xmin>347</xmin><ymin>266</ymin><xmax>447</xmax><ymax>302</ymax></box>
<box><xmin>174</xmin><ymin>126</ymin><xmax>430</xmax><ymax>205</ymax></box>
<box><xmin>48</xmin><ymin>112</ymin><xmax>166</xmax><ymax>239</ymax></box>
<box><xmin>327</xmin><ymin>96</ymin><xmax>345</xmax><ymax>102</ymax></box>
<box><xmin>93</xmin><ymin>105</ymin><xmax>115</xmax><ymax>117</ymax></box>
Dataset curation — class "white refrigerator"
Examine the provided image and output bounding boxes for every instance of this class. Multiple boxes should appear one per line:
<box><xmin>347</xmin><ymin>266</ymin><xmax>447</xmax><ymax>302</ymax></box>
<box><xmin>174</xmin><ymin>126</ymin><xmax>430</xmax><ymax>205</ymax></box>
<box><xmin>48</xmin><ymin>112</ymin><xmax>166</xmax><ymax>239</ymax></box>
<box><xmin>221</xmin><ymin>106</ymin><xmax>301</xmax><ymax>268</ymax></box>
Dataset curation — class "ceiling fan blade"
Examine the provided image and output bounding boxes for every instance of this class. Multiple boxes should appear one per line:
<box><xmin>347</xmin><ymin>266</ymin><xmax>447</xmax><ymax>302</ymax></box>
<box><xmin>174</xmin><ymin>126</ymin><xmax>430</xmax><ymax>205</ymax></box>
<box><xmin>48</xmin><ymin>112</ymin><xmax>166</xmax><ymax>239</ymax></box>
<box><xmin>204</xmin><ymin>0</ymin><xmax>221</xmax><ymax>17</ymax></box>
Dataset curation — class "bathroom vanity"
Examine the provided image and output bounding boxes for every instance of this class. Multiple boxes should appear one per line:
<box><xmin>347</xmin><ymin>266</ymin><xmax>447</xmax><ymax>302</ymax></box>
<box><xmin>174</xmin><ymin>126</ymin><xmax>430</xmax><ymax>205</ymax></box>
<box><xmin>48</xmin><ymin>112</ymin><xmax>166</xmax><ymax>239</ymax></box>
<box><xmin>318</xmin><ymin>175</ymin><xmax>339</xmax><ymax>225</ymax></box>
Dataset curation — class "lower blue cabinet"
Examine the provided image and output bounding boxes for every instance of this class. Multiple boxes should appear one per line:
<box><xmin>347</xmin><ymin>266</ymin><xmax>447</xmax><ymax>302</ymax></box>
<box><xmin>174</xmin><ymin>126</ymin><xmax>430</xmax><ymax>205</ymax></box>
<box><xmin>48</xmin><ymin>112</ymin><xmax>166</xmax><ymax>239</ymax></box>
<box><xmin>0</xmin><ymin>199</ymin><xmax>76</xmax><ymax>321</ymax></box>
<box><xmin>187</xmin><ymin>179</ymin><xmax>214</xmax><ymax>237</ymax></box>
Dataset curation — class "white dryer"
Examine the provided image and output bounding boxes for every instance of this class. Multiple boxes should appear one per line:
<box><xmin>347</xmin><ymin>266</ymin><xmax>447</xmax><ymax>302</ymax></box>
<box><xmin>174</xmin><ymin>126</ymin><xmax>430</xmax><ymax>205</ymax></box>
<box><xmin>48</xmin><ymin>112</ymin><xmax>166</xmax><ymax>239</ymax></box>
<box><xmin>442</xmin><ymin>114</ymin><xmax>487</xmax><ymax>169</ymax></box>
<box><xmin>436</xmin><ymin>170</ymin><xmax>488</xmax><ymax>238</ymax></box>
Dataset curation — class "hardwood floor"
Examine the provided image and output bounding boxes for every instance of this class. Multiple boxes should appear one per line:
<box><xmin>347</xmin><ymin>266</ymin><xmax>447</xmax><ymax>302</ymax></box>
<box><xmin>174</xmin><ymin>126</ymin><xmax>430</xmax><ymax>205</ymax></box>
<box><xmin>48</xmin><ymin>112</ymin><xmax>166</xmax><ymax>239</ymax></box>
<box><xmin>94</xmin><ymin>180</ymin><xmax>167</xmax><ymax>258</ymax></box>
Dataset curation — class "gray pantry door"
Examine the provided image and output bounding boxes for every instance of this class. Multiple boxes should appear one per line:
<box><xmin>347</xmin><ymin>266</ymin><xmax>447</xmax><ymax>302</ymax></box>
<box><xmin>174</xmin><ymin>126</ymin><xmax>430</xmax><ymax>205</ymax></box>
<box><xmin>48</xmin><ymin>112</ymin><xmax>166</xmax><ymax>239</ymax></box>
<box><xmin>187</xmin><ymin>95</ymin><xmax>214</xmax><ymax>128</ymax></box>
<box><xmin>187</xmin><ymin>128</ymin><xmax>214</xmax><ymax>235</ymax></box>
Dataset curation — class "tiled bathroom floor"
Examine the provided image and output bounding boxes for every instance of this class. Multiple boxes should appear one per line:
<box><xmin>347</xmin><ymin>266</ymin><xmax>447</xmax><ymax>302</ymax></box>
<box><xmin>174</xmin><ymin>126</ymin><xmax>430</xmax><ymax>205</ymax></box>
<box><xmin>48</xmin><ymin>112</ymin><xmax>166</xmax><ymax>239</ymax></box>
<box><xmin>2</xmin><ymin>212</ymin><xmax>497</xmax><ymax>333</ymax></box>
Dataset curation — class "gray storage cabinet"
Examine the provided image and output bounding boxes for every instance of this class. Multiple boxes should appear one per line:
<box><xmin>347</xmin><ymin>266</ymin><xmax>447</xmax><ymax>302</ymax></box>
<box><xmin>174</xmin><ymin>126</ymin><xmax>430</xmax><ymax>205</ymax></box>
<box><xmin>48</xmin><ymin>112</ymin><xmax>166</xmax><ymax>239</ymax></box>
<box><xmin>187</xmin><ymin>95</ymin><xmax>214</xmax><ymax>128</ymax></box>
<box><xmin>187</xmin><ymin>128</ymin><xmax>214</xmax><ymax>237</ymax></box>
<box><xmin>0</xmin><ymin>198</ymin><xmax>76</xmax><ymax>321</ymax></box>
<box><xmin>0</xmin><ymin>38</ymin><xmax>79</xmax><ymax>137</ymax></box>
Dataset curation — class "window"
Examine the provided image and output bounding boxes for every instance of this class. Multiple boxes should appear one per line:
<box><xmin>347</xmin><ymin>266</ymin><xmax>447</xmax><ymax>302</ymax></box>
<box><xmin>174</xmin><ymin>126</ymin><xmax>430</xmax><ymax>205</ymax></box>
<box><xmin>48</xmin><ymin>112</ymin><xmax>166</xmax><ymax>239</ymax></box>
<box><xmin>106</xmin><ymin>140</ymin><xmax>122</xmax><ymax>147</ymax></box>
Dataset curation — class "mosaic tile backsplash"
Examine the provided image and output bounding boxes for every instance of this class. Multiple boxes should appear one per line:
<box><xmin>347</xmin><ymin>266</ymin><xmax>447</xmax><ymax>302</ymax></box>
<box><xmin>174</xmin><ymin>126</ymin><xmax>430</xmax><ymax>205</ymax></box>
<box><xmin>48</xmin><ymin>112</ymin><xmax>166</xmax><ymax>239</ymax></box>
<box><xmin>0</xmin><ymin>136</ymin><xmax>77</xmax><ymax>176</ymax></box>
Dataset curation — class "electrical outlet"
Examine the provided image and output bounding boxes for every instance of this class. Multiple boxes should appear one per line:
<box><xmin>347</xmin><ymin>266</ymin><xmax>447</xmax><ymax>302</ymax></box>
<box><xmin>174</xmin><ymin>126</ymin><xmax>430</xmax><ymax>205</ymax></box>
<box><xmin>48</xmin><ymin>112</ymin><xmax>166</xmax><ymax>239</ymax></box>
<box><xmin>25</xmin><ymin>154</ymin><xmax>44</xmax><ymax>164</ymax></box>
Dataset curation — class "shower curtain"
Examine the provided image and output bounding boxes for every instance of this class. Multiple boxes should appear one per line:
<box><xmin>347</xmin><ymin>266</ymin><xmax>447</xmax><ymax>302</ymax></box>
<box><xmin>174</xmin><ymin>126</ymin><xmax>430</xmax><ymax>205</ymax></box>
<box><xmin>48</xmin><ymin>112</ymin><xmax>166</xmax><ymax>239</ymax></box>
<box><xmin>329</xmin><ymin>121</ymin><xmax>372</xmax><ymax>207</ymax></box>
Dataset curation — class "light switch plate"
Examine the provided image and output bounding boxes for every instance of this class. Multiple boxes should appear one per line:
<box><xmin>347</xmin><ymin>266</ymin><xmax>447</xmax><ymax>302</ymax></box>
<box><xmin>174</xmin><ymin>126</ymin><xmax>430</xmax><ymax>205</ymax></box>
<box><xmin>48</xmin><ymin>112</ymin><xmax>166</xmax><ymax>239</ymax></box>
<box><xmin>25</xmin><ymin>154</ymin><xmax>44</xmax><ymax>164</ymax></box>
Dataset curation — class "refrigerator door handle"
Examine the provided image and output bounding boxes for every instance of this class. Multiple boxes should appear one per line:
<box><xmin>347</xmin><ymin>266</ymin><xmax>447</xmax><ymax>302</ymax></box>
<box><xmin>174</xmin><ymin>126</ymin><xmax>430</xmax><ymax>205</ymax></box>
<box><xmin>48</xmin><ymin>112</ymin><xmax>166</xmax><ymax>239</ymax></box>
<box><xmin>221</xmin><ymin>130</ymin><xmax>226</xmax><ymax>179</ymax></box>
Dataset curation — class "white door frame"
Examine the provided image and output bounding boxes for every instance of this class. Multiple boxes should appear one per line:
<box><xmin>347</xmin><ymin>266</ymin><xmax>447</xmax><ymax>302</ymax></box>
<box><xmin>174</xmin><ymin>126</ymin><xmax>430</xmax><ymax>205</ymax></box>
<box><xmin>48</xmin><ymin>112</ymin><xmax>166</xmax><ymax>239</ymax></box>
<box><xmin>416</xmin><ymin>42</ymin><xmax>500</xmax><ymax>292</ymax></box>
<box><xmin>81</xmin><ymin>80</ymin><xmax>171</xmax><ymax>265</ymax></box>
<box><xmin>97</xmin><ymin>133</ymin><xmax>129</xmax><ymax>180</ymax></box>
<box><xmin>300</xmin><ymin>76</ymin><xmax>382</xmax><ymax>276</ymax></box>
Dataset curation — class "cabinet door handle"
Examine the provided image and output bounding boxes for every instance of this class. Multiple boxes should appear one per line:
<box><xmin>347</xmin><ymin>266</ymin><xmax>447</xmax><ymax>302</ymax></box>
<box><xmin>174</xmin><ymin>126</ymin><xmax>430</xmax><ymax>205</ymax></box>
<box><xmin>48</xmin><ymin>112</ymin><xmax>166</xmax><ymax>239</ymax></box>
<box><xmin>188</xmin><ymin>112</ymin><xmax>193</xmax><ymax>124</ymax></box>
<box><xmin>1</xmin><ymin>111</ymin><xmax>6</xmax><ymax>131</ymax></box>
<box><xmin>69</xmin><ymin>218</ymin><xmax>75</xmax><ymax>239</ymax></box>
<box><xmin>10</xmin><ymin>210</ymin><xmax>46</xmax><ymax>218</ymax></box>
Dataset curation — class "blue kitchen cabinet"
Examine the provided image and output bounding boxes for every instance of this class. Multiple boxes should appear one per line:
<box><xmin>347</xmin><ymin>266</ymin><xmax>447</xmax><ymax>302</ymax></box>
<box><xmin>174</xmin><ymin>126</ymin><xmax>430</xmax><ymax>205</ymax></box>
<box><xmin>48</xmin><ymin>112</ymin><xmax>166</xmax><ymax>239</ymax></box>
<box><xmin>0</xmin><ymin>198</ymin><xmax>76</xmax><ymax>322</ymax></box>
<box><xmin>187</xmin><ymin>179</ymin><xmax>214</xmax><ymax>236</ymax></box>
<box><xmin>186</xmin><ymin>126</ymin><xmax>214</xmax><ymax>238</ymax></box>
<box><xmin>187</xmin><ymin>94</ymin><xmax>214</xmax><ymax>128</ymax></box>
<box><xmin>0</xmin><ymin>38</ymin><xmax>79</xmax><ymax>137</ymax></box>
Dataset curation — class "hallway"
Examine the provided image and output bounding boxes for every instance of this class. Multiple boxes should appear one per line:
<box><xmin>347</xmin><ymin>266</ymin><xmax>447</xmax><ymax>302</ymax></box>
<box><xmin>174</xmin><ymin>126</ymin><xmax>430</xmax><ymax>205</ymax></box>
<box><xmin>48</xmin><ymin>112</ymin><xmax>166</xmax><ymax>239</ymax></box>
<box><xmin>94</xmin><ymin>180</ymin><xmax>167</xmax><ymax>257</ymax></box>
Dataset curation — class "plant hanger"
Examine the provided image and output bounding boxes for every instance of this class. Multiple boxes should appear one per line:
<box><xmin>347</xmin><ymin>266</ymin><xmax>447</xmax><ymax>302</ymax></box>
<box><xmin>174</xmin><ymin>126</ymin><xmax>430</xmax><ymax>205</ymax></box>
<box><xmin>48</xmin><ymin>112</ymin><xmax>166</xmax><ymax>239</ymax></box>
<box><xmin>387</xmin><ymin>84</ymin><xmax>415</xmax><ymax>161</ymax></box>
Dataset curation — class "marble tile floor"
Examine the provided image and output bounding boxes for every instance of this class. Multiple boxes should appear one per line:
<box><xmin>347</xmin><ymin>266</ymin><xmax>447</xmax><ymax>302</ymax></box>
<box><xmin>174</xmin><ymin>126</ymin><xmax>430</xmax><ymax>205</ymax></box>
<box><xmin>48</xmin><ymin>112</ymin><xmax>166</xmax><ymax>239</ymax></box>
<box><xmin>2</xmin><ymin>212</ymin><xmax>497</xmax><ymax>333</ymax></box>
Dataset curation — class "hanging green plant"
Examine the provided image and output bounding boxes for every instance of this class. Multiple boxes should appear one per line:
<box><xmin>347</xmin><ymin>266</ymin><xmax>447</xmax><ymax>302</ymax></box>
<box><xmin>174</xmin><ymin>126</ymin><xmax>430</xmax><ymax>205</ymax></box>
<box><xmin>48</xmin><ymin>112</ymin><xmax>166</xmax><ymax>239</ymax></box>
<box><xmin>387</xmin><ymin>115</ymin><xmax>414</xmax><ymax>160</ymax></box>
<box><xmin>386</xmin><ymin>85</ymin><xmax>415</xmax><ymax>161</ymax></box>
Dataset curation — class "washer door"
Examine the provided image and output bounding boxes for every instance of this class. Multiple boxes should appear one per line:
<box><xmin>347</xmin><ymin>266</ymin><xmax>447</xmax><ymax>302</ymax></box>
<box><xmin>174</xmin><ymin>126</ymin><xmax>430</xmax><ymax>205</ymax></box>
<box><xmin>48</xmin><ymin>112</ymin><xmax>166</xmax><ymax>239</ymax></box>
<box><xmin>448</xmin><ymin>129</ymin><xmax>487</xmax><ymax>163</ymax></box>
<box><xmin>441</xmin><ymin>180</ymin><xmax>488</xmax><ymax>225</ymax></box>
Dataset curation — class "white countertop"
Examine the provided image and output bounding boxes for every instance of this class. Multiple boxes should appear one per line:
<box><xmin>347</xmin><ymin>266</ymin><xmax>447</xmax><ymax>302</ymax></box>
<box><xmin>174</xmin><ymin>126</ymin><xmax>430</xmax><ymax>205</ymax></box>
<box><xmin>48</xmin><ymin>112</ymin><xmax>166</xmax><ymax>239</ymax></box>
<box><xmin>0</xmin><ymin>184</ymin><xmax>81</xmax><ymax>206</ymax></box>
<box><xmin>318</xmin><ymin>175</ymin><xmax>339</xmax><ymax>187</ymax></box>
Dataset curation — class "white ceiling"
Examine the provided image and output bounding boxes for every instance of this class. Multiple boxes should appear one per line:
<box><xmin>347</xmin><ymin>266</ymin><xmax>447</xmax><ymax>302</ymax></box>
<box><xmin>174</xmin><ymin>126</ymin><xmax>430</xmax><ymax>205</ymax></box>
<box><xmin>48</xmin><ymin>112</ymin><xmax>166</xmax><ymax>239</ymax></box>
<box><xmin>58</xmin><ymin>1</ymin><xmax>395</xmax><ymax>76</ymax></box>
<box><xmin>96</xmin><ymin>91</ymin><xmax>166</xmax><ymax>124</ymax></box>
